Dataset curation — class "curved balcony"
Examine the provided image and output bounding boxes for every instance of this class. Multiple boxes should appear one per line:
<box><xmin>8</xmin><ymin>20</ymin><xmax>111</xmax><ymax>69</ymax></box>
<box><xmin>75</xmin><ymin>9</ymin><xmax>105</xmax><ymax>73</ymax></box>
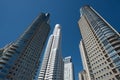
<box><xmin>117</xmin><ymin>50</ymin><xmax>120</xmax><ymax>55</ymax></box>
<box><xmin>111</xmin><ymin>40</ymin><xmax>120</xmax><ymax>46</ymax></box>
<box><xmin>114</xmin><ymin>45</ymin><xmax>120</xmax><ymax>51</ymax></box>
<box><xmin>4</xmin><ymin>52</ymin><xmax>13</xmax><ymax>57</ymax></box>
<box><xmin>2</xmin><ymin>56</ymin><xmax>9</xmax><ymax>61</ymax></box>
<box><xmin>109</xmin><ymin>38</ymin><xmax>118</xmax><ymax>43</ymax></box>
<box><xmin>0</xmin><ymin>59</ymin><xmax>7</xmax><ymax>65</ymax></box>
<box><xmin>12</xmin><ymin>44</ymin><xmax>19</xmax><ymax>48</ymax></box>
<box><xmin>7</xmin><ymin>50</ymin><xmax>15</xmax><ymax>54</ymax></box>
<box><xmin>0</xmin><ymin>64</ymin><xmax>5</xmax><ymax>69</ymax></box>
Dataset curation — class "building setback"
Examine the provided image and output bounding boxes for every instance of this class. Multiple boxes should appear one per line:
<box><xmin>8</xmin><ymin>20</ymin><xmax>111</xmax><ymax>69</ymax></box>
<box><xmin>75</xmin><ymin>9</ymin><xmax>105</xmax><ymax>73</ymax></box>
<box><xmin>64</xmin><ymin>56</ymin><xmax>74</xmax><ymax>80</ymax></box>
<box><xmin>38</xmin><ymin>24</ymin><xmax>63</xmax><ymax>80</ymax></box>
<box><xmin>0</xmin><ymin>13</ymin><xmax>50</xmax><ymax>80</ymax></box>
<box><xmin>78</xmin><ymin>5</ymin><xmax>120</xmax><ymax>80</ymax></box>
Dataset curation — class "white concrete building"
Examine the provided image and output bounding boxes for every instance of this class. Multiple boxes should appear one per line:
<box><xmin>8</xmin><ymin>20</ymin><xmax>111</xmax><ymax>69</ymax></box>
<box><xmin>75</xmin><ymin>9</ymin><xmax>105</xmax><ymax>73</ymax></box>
<box><xmin>78</xmin><ymin>70</ymin><xmax>87</xmax><ymax>80</ymax></box>
<box><xmin>64</xmin><ymin>56</ymin><xmax>74</xmax><ymax>80</ymax></box>
<box><xmin>38</xmin><ymin>24</ymin><xmax>63</xmax><ymax>80</ymax></box>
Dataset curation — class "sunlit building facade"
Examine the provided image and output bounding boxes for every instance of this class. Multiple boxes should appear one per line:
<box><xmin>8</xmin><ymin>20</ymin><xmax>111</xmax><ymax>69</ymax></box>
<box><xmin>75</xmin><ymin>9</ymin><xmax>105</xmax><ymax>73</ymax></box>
<box><xmin>64</xmin><ymin>56</ymin><xmax>74</xmax><ymax>80</ymax></box>
<box><xmin>78</xmin><ymin>5</ymin><xmax>120</xmax><ymax>80</ymax></box>
<box><xmin>0</xmin><ymin>13</ymin><xmax>50</xmax><ymax>80</ymax></box>
<box><xmin>78</xmin><ymin>70</ymin><xmax>87</xmax><ymax>80</ymax></box>
<box><xmin>38</xmin><ymin>24</ymin><xmax>63</xmax><ymax>80</ymax></box>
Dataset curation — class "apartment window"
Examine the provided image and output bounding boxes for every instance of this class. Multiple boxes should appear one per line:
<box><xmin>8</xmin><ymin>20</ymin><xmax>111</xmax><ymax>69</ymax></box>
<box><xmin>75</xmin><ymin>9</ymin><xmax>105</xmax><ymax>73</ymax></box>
<box><xmin>106</xmin><ymin>73</ymin><xmax>109</xmax><ymax>75</ymax></box>
<box><xmin>103</xmin><ymin>57</ymin><xmax>105</xmax><ymax>59</ymax></box>
<box><xmin>112</xmin><ymin>69</ymin><xmax>117</xmax><ymax>73</ymax></box>
<box><xmin>118</xmin><ymin>52</ymin><xmax>120</xmax><ymax>56</ymax></box>
<box><xmin>99</xmin><ymin>70</ymin><xmax>101</xmax><ymax>73</ymax></box>
<box><xmin>115</xmin><ymin>74</ymin><xmax>120</xmax><ymax>79</ymax></box>
<box><xmin>105</xmin><ymin>61</ymin><xmax>107</xmax><ymax>64</ymax></box>
<box><xmin>109</xmin><ymin>72</ymin><xmax>112</xmax><ymax>75</ymax></box>
<box><xmin>98</xmin><ymin>60</ymin><xmax>100</xmax><ymax>62</ymax></box>
<box><xmin>109</xmin><ymin>63</ymin><xmax>114</xmax><ymax>67</ymax></box>
<box><xmin>107</xmin><ymin>58</ymin><xmax>111</xmax><ymax>62</ymax></box>
<box><xmin>105</xmin><ymin>54</ymin><xmax>109</xmax><ymax>58</ymax></box>
<box><xmin>102</xmin><ymin>63</ymin><xmax>104</xmax><ymax>65</ymax></box>
<box><xmin>104</xmin><ymin>67</ymin><xmax>106</xmax><ymax>70</ymax></box>
<box><xmin>12</xmin><ymin>67</ymin><xmax>15</xmax><ymax>70</ymax></box>
<box><xmin>103</xmin><ymin>74</ymin><xmax>106</xmax><ymax>77</ymax></box>
<box><xmin>107</xmin><ymin>66</ymin><xmax>109</xmax><ymax>69</ymax></box>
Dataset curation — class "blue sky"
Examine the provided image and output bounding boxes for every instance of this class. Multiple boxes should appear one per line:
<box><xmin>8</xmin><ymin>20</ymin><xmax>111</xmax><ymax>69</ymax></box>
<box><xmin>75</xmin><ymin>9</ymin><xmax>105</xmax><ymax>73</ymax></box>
<box><xmin>0</xmin><ymin>0</ymin><xmax>120</xmax><ymax>80</ymax></box>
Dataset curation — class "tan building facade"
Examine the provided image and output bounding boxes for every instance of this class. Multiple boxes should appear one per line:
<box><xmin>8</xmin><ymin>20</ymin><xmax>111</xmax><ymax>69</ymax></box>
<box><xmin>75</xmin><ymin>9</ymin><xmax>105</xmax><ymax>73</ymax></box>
<box><xmin>78</xmin><ymin>5</ymin><xmax>120</xmax><ymax>80</ymax></box>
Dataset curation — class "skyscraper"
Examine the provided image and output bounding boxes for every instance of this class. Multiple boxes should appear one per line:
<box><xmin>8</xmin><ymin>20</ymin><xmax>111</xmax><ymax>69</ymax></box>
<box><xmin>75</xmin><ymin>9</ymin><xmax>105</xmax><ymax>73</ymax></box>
<box><xmin>0</xmin><ymin>13</ymin><xmax>50</xmax><ymax>80</ymax></box>
<box><xmin>78</xmin><ymin>5</ymin><xmax>120</xmax><ymax>80</ymax></box>
<box><xmin>38</xmin><ymin>24</ymin><xmax>63</xmax><ymax>80</ymax></box>
<box><xmin>64</xmin><ymin>56</ymin><xmax>74</xmax><ymax>80</ymax></box>
<box><xmin>78</xmin><ymin>70</ymin><xmax>87</xmax><ymax>80</ymax></box>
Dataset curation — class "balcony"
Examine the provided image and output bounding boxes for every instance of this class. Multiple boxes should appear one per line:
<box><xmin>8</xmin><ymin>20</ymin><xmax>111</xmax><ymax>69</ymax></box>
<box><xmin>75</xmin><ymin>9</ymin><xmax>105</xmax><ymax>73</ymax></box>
<box><xmin>12</xmin><ymin>44</ymin><xmax>19</xmax><ymax>48</ymax></box>
<box><xmin>5</xmin><ymin>52</ymin><xmax>13</xmax><ymax>57</ymax></box>
<box><xmin>109</xmin><ymin>38</ymin><xmax>118</xmax><ymax>43</ymax></box>
<box><xmin>111</xmin><ymin>40</ymin><xmax>120</xmax><ymax>46</ymax></box>
<box><xmin>7</xmin><ymin>50</ymin><xmax>15</xmax><ymax>54</ymax></box>
<box><xmin>0</xmin><ymin>59</ymin><xmax>7</xmax><ymax>65</ymax></box>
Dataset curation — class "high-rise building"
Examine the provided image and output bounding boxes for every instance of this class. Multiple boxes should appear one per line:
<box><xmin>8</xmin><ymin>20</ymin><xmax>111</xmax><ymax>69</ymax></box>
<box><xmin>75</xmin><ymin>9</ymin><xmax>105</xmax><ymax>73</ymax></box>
<box><xmin>38</xmin><ymin>24</ymin><xmax>63</xmax><ymax>80</ymax></box>
<box><xmin>0</xmin><ymin>13</ymin><xmax>50</xmax><ymax>80</ymax></box>
<box><xmin>64</xmin><ymin>56</ymin><xmax>74</xmax><ymax>80</ymax></box>
<box><xmin>78</xmin><ymin>70</ymin><xmax>87</xmax><ymax>80</ymax></box>
<box><xmin>78</xmin><ymin>5</ymin><xmax>120</xmax><ymax>80</ymax></box>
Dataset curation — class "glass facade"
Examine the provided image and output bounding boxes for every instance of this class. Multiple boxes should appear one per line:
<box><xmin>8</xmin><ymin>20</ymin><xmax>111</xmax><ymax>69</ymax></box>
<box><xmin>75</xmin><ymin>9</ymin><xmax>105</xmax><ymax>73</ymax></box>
<box><xmin>0</xmin><ymin>13</ymin><xmax>50</xmax><ymax>80</ymax></box>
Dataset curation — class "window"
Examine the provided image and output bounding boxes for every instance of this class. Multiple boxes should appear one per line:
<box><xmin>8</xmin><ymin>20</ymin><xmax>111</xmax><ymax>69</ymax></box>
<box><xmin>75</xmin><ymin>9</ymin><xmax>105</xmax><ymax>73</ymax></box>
<box><xmin>115</xmin><ymin>74</ymin><xmax>120</xmax><ymax>79</ymax></box>
<box><xmin>109</xmin><ymin>72</ymin><xmax>112</xmax><ymax>75</ymax></box>
<box><xmin>109</xmin><ymin>63</ymin><xmax>114</xmax><ymax>67</ymax></box>
<box><xmin>107</xmin><ymin>66</ymin><xmax>109</xmax><ymax>69</ymax></box>
<box><xmin>107</xmin><ymin>58</ymin><xmax>111</xmax><ymax>62</ymax></box>
<box><xmin>112</xmin><ymin>69</ymin><xmax>117</xmax><ymax>73</ymax></box>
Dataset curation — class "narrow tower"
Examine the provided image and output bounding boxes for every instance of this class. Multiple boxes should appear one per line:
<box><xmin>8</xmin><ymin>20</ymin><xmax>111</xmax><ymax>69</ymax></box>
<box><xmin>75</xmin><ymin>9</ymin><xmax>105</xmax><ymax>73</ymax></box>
<box><xmin>0</xmin><ymin>13</ymin><xmax>50</xmax><ymax>80</ymax></box>
<box><xmin>38</xmin><ymin>24</ymin><xmax>63</xmax><ymax>80</ymax></box>
<box><xmin>64</xmin><ymin>56</ymin><xmax>74</xmax><ymax>80</ymax></box>
<box><xmin>78</xmin><ymin>5</ymin><xmax>120</xmax><ymax>80</ymax></box>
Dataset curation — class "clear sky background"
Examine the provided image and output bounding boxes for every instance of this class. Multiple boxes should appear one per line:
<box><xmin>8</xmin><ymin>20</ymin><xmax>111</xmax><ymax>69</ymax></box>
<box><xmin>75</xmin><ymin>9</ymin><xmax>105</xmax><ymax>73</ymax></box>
<box><xmin>0</xmin><ymin>0</ymin><xmax>120</xmax><ymax>80</ymax></box>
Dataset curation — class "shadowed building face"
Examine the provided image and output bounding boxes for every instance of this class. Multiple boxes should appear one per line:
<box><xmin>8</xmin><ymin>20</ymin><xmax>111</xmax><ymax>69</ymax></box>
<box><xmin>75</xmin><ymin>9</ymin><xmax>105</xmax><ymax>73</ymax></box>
<box><xmin>0</xmin><ymin>13</ymin><xmax>50</xmax><ymax>80</ymax></box>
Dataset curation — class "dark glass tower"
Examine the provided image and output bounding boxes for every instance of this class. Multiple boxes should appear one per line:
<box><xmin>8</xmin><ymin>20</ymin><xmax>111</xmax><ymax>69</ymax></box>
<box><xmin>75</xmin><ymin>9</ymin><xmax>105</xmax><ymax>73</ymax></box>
<box><xmin>0</xmin><ymin>13</ymin><xmax>50</xmax><ymax>80</ymax></box>
<box><xmin>78</xmin><ymin>5</ymin><xmax>120</xmax><ymax>80</ymax></box>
